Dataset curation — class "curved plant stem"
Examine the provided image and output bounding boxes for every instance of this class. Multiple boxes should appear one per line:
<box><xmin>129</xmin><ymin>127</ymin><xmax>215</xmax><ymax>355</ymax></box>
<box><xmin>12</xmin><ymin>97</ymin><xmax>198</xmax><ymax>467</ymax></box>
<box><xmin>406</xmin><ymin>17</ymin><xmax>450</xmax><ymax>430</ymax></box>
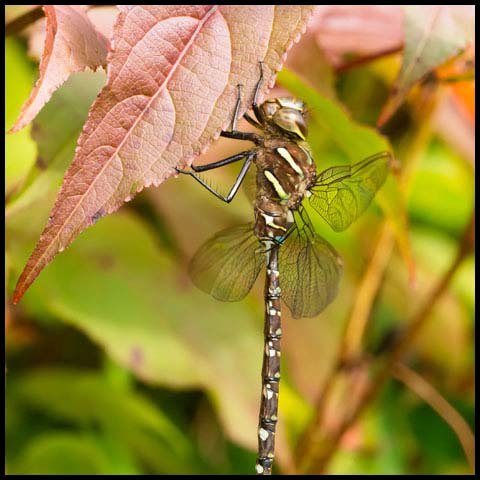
<box><xmin>392</xmin><ymin>362</ymin><xmax>475</xmax><ymax>473</ymax></box>
<box><xmin>295</xmin><ymin>81</ymin><xmax>442</xmax><ymax>473</ymax></box>
<box><xmin>341</xmin><ymin>222</ymin><xmax>395</xmax><ymax>362</ymax></box>
<box><xmin>5</xmin><ymin>6</ymin><xmax>44</xmax><ymax>37</ymax></box>
<box><xmin>298</xmin><ymin>208</ymin><xmax>474</xmax><ymax>474</ymax></box>
<box><xmin>336</xmin><ymin>45</ymin><xmax>404</xmax><ymax>73</ymax></box>
<box><xmin>5</xmin><ymin>5</ymin><xmax>111</xmax><ymax>38</ymax></box>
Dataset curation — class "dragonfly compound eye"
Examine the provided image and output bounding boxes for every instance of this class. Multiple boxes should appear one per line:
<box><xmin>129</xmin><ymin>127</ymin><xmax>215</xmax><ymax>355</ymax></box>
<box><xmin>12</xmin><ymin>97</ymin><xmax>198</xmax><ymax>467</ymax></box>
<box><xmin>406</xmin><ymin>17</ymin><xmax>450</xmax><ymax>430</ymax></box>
<box><xmin>272</xmin><ymin>108</ymin><xmax>308</xmax><ymax>140</ymax></box>
<box><xmin>260</xmin><ymin>99</ymin><xmax>280</xmax><ymax>118</ymax></box>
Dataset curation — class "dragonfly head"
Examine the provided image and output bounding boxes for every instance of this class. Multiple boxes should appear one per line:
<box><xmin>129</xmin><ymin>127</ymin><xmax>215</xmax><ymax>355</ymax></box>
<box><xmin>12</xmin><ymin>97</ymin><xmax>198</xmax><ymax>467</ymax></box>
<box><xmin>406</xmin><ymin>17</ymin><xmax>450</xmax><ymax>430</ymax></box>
<box><xmin>260</xmin><ymin>97</ymin><xmax>308</xmax><ymax>140</ymax></box>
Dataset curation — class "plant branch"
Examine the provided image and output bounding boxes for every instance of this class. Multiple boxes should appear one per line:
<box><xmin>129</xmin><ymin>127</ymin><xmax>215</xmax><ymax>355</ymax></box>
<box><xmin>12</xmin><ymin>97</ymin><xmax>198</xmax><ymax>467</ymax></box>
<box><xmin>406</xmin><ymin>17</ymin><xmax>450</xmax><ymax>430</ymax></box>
<box><xmin>299</xmin><ymin>208</ymin><xmax>474</xmax><ymax>474</ymax></box>
<box><xmin>341</xmin><ymin>223</ymin><xmax>395</xmax><ymax>362</ymax></box>
<box><xmin>5</xmin><ymin>6</ymin><xmax>44</xmax><ymax>37</ymax></box>
<box><xmin>294</xmin><ymin>222</ymin><xmax>394</xmax><ymax>466</ymax></box>
<box><xmin>5</xmin><ymin>5</ymin><xmax>112</xmax><ymax>37</ymax></box>
<box><xmin>392</xmin><ymin>362</ymin><xmax>475</xmax><ymax>473</ymax></box>
<box><xmin>335</xmin><ymin>45</ymin><xmax>404</xmax><ymax>73</ymax></box>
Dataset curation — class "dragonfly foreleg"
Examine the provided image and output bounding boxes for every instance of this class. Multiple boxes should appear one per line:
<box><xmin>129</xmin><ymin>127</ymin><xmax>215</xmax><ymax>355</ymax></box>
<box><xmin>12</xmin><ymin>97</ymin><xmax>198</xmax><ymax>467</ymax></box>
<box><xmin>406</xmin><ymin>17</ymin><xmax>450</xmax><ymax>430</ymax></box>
<box><xmin>220</xmin><ymin>130</ymin><xmax>263</xmax><ymax>145</ymax></box>
<box><xmin>229</xmin><ymin>84</ymin><xmax>243</xmax><ymax>131</ymax></box>
<box><xmin>251</xmin><ymin>61</ymin><xmax>264</xmax><ymax>124</ymax></box>
<box><xmin>188</xmin><ymin>150</ymin><xmax>253</xmax><ymax>173</ymax></box>
<box><xmin>244</xmin><ymin>111</ymin><xmax>263</xmax><ymax>129</ymax></box>
<box><xmin>220</xmin><ymin>61</ymin><xmax>265</xmax><ymax>145</ymax></box>
<box><xmin>221</xmin><ymin>82</ymin><xmax>261</xmax><ymax>143</ymax></box>
<box><xmin>177</xmin><ymin>152</ymin><xmax>255</xmax><ymax>203</ymax></box>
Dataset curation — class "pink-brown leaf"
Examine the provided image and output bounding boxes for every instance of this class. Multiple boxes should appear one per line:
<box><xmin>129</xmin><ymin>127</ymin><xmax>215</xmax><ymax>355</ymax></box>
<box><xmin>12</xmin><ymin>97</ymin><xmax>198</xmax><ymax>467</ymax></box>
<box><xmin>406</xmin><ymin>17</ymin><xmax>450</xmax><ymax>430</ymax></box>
<box><xmin>9</xmin><ymin>5</ymin><xmax>109</xmax><ymax>133</ymax></box>
<box><xmin>85</xmin><ymin>5</ymin><xmax>119</xmax><ymax>42</ymax></box>
<box><xmin>309</xmin><ymin>5</ymin><xmax>403</xmax><ymax>69</ymax></box>
<box><xmin>13</xmin><ymin>5</ymin><xmax>314</xmax><ymax>303</ymax></box>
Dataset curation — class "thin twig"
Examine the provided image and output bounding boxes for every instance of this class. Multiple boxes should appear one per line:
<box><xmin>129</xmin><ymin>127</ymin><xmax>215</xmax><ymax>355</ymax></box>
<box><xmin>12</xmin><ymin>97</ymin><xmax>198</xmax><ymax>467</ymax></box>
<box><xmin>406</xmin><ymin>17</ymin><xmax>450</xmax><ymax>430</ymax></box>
<box><xmin>5</xmin><ymin>6</ymin><xmax>44</xmax><ymax>37</ymax></box>
<box><xmin>335</xmin><ymin>45</ymin><xmax>404</xmax><ymax>73</ymax></box>
<box><xmin>5</xmin><ymin>5</ymin><xmax>112</xmax><ymax>38</ymax></box>
<box><xmin>295</xmin><ymin>82</ymin><xmax>441</xmax><ymax>472</ymax></box>
<box><xmin>392</xmin><ymin>362</ymin><xmax>475</xmax><ymax>473</ymax></box>
<box><xmin>341</xmin><ymin>223</ymin><xmax>395</xmax><ymax>362</ymax></box>
<box><xmin>294</xmin><ymin>223</ymin><xmax>394</xmax><ymax>466</ymax></box>
<box><xmin>302</xmin><ymin>208</ymin><xmax>474</xmax><ymax>474</ymax></box>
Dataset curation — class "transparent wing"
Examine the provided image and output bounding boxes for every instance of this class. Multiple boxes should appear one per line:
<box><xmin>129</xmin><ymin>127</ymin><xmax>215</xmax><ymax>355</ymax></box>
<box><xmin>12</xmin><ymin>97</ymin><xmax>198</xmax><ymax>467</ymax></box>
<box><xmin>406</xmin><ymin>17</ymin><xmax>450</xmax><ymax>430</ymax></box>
<box><xmin>279</xmin><ymin>210</ymin><xmax>343</xmax><ymax>318</ymax></box>
<box><xmin>189</xmin><ymin>223</ymin><xmax>264</xmax><ymax>302</ymax></box>
<box><xmin>309</xmin><ymin>151</ymin><xmax>392</xmax><ymax>232</ymax></box>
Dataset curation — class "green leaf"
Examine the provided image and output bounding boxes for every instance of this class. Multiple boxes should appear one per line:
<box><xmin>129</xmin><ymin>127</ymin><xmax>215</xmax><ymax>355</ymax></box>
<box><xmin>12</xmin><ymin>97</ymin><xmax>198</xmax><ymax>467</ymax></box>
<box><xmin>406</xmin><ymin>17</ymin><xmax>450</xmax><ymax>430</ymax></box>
<box><xmin>9</xmin><ymin>432</ymin><xmax>115</xmax><ymax>475</ymax></box>
<box><xmin>409</xmin><ymin>402</ymin><xmax>470</xmax><ymax>473</ymax></box>
<box><xmin>407</xmin><ymin>140</ymin><xmax>474</xmax><ymax>237</ymax></box>
<box><xmin>7</xmin><ymin>210</ymin><xmax>271</xmax><ymax>454</ymax></box>
<box><xmin>6</xmin><ymin>71</ymin><xmax>106</xmax><ymax>218</ymax></box>
<box><xmin>5</xmin><ymin>38</ymin><xmax>37</xmax><ymax>197</ymax></box>
<box><xmin>10</xmin><ymin>367</ymin><xmax>201</xmax><ymax>473</ymax></box>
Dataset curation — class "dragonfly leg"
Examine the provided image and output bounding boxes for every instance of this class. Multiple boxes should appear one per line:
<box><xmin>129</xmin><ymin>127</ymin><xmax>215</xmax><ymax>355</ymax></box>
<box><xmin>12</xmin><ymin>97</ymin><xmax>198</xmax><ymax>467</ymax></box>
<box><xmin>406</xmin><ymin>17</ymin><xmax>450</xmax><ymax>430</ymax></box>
<box><xmin>220</xmin><ymin>62</ymin><xmax>265</xmax><ymax>146</ymax></box>
<box><xmin>183</xmin><ymin>150</ymin><xmax>254</xmax><ymax>173</ymax></box>
<box><xmin>229</xmin><ymin>84</ymin><xmax>242</xmax><ymax>131</ymax></box>
<box><xmin>177</xmin><ymin>152</ymin><xmax>255</xmax><ymax>203</ymax></box>
<box><xmin>220</xmin><ymin>130</ymin><xmax>263</xmax><ymax>144</ymax></box>
<box><xmin>251</xmin><ymin>60</ymin><xmax>264</xmax><ymax>124</ymax></box>
<box><xmin>244</xmin><ymin>111</ymin><xmax>262</xmax><ymax>129</ymax></box>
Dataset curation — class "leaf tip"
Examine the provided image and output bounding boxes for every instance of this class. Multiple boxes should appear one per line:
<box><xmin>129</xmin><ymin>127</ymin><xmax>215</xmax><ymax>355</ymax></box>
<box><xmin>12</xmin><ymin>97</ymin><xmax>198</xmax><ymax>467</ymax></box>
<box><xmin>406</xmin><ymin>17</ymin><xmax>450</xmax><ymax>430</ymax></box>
<box><xmin>12</xmin><ymin>255</ymin><xmax>42</xmax><ymax>305</ymax></box>
<box><xmin>12</xmin><ymin>284</ymin><xmax>24</xmax><ymax>305</ymax></box>
<box><xmin>6</xmin><ymin>122</ymin><xmax>23</xmax><ymax>135</ymax></box>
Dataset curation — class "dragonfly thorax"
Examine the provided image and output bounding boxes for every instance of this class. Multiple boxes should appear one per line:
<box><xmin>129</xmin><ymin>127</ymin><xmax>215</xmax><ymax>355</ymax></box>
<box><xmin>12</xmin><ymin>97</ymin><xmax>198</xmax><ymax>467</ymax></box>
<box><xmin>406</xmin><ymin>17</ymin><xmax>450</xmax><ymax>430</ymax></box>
<box><xmin>253</xmin><ymin>138</ymin><xmax>316</xmax><ymax>243</ymax></box>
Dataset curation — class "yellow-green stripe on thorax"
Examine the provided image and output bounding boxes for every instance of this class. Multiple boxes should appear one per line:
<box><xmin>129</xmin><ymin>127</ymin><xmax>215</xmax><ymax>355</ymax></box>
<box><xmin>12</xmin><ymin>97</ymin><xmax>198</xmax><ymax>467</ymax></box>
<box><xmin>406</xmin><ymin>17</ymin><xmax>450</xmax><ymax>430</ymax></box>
<box><xmin>264</xmin><ymin>170</ymin><xmax>290</xmax><ymax>201</ymax></box>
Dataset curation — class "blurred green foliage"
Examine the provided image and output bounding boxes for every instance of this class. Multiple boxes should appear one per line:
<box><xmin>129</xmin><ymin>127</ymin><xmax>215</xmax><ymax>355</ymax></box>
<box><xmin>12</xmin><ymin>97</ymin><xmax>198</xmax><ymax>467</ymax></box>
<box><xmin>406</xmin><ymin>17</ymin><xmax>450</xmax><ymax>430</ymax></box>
<box><xmin>5</xmin><ymin>37</ymin><xmax>37</xmax><ymax>198</ymax></box>
<box><xmin>5</xmin><ymin>19</ymin><xmax>474</xmax><ymax>476</ymax></box>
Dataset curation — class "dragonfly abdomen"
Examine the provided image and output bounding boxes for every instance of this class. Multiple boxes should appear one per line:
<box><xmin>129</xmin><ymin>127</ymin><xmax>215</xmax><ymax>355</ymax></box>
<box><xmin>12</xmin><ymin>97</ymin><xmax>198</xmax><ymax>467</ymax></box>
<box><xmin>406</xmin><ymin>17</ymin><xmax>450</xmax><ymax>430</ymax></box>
<box><xmin>256</xmin><ymin>246</ymin><xmax>282</xmax><ymax>475</ymax></box>
<box><xmin>253</xmin><ymin>198</ymin><xmax>293</xmax><ymax>244</ymax></box>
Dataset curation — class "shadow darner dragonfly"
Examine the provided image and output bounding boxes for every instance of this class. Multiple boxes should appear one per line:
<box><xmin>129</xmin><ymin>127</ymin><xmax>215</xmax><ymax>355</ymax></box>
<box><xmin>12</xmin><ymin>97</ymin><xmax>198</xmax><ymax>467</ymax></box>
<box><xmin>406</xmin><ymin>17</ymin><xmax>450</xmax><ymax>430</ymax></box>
<box><xmin>177</xmin><ymin>63</ymin><xmax>392</xmax><ymax>475</ymax></box>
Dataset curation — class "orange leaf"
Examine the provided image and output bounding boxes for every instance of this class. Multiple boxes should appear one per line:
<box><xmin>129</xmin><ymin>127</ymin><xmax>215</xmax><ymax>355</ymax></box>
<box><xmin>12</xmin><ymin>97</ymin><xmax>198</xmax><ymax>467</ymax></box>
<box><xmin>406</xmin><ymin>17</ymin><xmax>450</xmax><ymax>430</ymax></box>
<box><xmin>378</xmin><ymin>5</ymin><xmax>473</xmax><ymax>127</ymax></box>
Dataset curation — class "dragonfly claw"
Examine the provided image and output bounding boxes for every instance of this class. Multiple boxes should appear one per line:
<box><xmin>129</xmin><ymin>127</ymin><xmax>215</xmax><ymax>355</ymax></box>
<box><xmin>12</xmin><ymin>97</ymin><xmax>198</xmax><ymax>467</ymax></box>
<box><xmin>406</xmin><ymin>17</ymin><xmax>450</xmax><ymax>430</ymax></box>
<box><xmin>175</xmin><ymin>166</ymin><xmax>190</xmax><ymax>175</ymax></box>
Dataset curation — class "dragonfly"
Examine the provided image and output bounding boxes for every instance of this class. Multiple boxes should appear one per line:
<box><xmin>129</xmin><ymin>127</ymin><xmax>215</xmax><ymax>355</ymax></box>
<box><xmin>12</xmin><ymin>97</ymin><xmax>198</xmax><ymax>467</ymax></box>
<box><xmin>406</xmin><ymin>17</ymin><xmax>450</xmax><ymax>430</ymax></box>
<box><xmin>176</xmin><ymin>62</ymin><xmax>392</xmax><ymax>475</ymax></box>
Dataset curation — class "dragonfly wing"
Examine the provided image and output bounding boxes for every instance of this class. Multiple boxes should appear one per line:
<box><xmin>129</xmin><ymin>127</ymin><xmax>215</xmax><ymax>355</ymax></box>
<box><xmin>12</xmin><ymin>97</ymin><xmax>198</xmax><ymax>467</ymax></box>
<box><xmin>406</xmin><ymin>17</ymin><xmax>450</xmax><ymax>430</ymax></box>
<box><xmin>279</xmin><ymin>217</ymin><xmax>343</xmax><ymax>318</ymax></box>
<box><xmin>189</xmin><ymin>223</ymin><xmax>264</xmax><ymax>302</ymax></box>
<box><xmin>309</xmin><ymin>151</ymin><xmax>392</xmax><ymax>232</ymax></box>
